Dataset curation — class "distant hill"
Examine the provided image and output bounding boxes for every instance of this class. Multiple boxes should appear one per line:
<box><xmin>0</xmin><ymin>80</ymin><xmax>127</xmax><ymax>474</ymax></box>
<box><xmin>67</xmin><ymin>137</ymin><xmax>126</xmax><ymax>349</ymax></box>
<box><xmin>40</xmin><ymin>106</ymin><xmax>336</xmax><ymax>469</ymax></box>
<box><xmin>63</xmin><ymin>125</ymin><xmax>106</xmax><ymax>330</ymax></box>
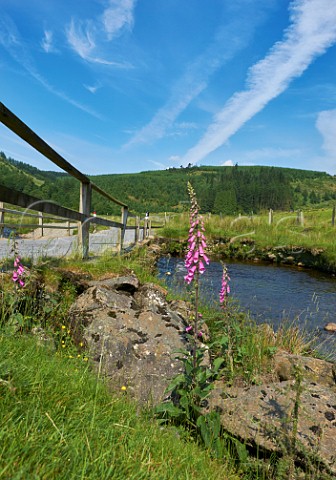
<box><xmin>1</xmin><ymin>151</ymin><xmax>335</xmax><ymax>215</ymax></box>
<box><xmin>0</xmin><ymin>151</ymin><xmax>66</xmax><ymax>195</ymax></box>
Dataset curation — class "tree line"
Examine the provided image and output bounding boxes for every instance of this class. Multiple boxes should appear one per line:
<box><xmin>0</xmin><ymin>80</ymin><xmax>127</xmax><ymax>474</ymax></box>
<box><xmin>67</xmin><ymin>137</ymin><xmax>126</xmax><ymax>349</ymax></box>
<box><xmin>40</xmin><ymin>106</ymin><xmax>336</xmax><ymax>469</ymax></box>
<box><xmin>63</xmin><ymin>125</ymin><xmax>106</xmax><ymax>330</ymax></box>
<box><xmin>1</xmin><ymin>152</ymin><xmax>335</xmax><ymax>215</ymax></box>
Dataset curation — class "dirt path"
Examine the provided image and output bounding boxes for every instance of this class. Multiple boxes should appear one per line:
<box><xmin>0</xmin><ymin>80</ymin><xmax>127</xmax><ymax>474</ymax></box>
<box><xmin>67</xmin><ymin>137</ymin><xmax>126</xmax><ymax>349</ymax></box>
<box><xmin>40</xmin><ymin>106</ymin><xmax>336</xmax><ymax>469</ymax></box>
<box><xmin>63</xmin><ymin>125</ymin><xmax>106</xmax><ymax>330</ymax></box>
<box><xmin>20</xmin><ymin>222</ymin><xmax>78</xmax><ymax>240</ymax></box>
<box><xmin>0</xmin><ymin>227</ymin><xmax>142</xmax><ymax>260</ymax></box>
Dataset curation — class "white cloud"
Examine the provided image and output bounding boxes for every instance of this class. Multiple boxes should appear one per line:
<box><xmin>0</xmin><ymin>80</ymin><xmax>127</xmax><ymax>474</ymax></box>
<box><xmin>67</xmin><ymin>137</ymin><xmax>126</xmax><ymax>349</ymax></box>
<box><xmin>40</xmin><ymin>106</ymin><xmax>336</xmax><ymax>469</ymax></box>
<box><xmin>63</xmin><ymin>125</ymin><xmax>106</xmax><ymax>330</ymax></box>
<box><xmin>0</xmin><ymin>15</ymin><xmax>19</xmax><ymax>48</ymax></box>
<box><xmin>84</xmin><ymin>83</ymin><xmax>100</xmax><ymax>94</ymax></box>
<box><xmin>124</xmin><ymin>1</ymin><xmax>271</xmax><ymax>148</ymax></box>
<box><xmin>66</xmin><ymin>18</ymin><xmax>96</xmax><ymax>60</ymax></box>
<box><xmin>242</xmin><ymin>147</ymin><xmax>302</xmax><ymax>161</ymax></box>
<box><xmin>102</xmin><ymin>0</ymin><xmax>136</xmax><ymax>40</ymax></box>
<box><xmin>125</xmin><ymin>82</ymin><xmax>206</xmax><ymax>147</ymax></box>
<box><xmin>176</xmin><ymin>122</ymin><xmax>197</xmax><ymax>131</ymax></box>
<box><xmin>169</xmin><ymin>155</ymin><xmax>180</xmax><ymax>163</ymax></box>
<box><xmin>147</xmin><ymin>159</ymin><xmax>166</xmax><ymax>170</ymax></box>
<box><xmin>30</xmin><ymin>70</ymin><xmax>103</xmax><ymax>118</ymax></box>
<box><xmin>181</xmin><ymin>0</ymin><xmax>336</xmax><ymax>166</ymax></box>
<box><xmin>316</xmin><ymin>109</ymin><xmax>336</xmax><ymax>172</ymax></box>
<box><xmin>66</xmin><ymin>0</ymin><xmax>136</xmax><ymax>66</ymax></box>
<box><xmin>0</xmin><ymin>16</ymin><xmax>102</xmax><ymax>118</ymax></box>
<box><xmin>41</xmin><ymin>29</ymin><xmax>57</xmax><ymax>53</ymax></box>
<box><xmin>222</xmin><ymin>159</ymin><xmax>234</xmax><ymax>166</ymax></box>
<box><xmin>166</xmin><ymin>121</ymin><xmax>199</xmax><ymax>139</ymax></box>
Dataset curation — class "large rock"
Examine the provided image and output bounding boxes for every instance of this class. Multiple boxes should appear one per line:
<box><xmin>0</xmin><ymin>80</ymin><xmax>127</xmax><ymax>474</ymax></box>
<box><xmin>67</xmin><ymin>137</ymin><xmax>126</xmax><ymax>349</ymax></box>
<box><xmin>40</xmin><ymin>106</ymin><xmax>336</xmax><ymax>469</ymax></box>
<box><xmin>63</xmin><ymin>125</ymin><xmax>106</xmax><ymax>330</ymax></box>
<box><xmin>273</xmin><ymin>351</ymin><xmax>336</xmax><ymax>387</ymax></box>
<box><xmin>67</xmin><ymin>272</ymin><xmax>336</xmax><ymax>474</ymax></box>
<box><xmin>69</xmin><ymin>275</ymin><xmax>189</xmax><ymax>404</ymax></box>
<box><xmin>324</xmin><ymin>322</ymin><xmax>336</xmax><ymax>332</ymax></box>
<box><xmin>208</xmin><ymin>357</ymin><xmax>336</xmax><ymax>476</ymax></box>
<box><xmin>88</xmin><ymin>275</ymin><xmax>140</xmax><ymax>293</ymax></box>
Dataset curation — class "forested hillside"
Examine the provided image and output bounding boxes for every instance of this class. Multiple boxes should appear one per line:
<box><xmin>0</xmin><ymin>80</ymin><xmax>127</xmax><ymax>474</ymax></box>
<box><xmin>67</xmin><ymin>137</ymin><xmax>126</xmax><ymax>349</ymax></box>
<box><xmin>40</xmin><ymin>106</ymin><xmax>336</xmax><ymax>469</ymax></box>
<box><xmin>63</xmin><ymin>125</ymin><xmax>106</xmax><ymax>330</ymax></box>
<box><xmin>0</xmin><ymin>151</ymin><xmax>67</xmax><ymax>198</ymax></box>
<box><xmin>1</xmin><ymin>151</ymin><xmax>335</xmax><ymax>215</ymax></box>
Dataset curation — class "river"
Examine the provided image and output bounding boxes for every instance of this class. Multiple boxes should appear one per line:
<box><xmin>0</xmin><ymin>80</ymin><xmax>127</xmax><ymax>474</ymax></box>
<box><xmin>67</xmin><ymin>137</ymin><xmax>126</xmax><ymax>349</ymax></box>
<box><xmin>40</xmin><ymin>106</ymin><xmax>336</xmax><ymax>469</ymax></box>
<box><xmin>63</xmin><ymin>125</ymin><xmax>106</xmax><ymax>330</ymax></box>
<box><xmin>157</xmin><ymin>256</ymin><xmax>336</xmax><ymax>360</ymax></box>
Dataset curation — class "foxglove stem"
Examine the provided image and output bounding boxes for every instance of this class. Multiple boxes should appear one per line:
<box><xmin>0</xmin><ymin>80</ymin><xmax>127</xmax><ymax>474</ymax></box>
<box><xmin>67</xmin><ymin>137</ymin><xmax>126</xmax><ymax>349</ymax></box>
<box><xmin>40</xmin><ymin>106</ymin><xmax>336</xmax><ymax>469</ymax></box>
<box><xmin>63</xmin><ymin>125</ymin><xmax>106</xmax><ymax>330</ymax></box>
<box><xmin>193</xmin><ymin>271</ymin><xmax>200</xmax><ymax>363</ymax></box>
<box><xmin>184</xmin><ymin>182</ymin><xmax>210</xmax><ymax>369</ymax></box>
<box><xmin>12</xmin><ymin>255</ymin><xmax>26</xmax><ymax>288</ymax></box>
<box><xmin>220</xmin><ymin>264</ymin><xmax>230</xmax><ymax>306</ymax></box>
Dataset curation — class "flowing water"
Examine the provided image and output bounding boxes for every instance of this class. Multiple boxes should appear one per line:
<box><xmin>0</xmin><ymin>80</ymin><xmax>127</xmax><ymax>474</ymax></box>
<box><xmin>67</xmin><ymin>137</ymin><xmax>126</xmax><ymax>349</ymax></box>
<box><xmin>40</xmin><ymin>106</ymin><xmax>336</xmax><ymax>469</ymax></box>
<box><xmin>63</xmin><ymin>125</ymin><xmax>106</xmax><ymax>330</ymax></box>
<box><xmin>157</xmin><ymin>256</ymin><xmax>336</xmax><ymax>360</ymax></box>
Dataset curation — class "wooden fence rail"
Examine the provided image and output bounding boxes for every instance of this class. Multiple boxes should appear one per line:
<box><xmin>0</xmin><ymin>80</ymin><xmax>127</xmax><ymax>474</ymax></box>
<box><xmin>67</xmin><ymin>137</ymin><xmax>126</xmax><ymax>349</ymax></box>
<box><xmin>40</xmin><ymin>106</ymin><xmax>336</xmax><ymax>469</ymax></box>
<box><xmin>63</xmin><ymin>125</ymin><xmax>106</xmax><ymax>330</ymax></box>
<box><xmin>0</xmin><ymin>188</ymin><xmax>158</xmax><ymax>254</ymax></box>
<box><xmin>0</xmin><ymin>102</ymin><xmax>159</xmax><ymax>257</ymax></box>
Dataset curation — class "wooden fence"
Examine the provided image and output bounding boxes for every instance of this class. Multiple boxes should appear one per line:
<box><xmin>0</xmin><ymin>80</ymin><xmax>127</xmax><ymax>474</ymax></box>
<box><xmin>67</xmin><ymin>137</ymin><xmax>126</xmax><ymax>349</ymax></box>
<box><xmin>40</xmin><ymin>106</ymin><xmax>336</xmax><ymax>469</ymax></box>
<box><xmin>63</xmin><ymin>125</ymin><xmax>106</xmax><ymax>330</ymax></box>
<box><xmin>0</xmin><ymin>102</ymin><xmax>156</xmax><ymax>257</ymax></box>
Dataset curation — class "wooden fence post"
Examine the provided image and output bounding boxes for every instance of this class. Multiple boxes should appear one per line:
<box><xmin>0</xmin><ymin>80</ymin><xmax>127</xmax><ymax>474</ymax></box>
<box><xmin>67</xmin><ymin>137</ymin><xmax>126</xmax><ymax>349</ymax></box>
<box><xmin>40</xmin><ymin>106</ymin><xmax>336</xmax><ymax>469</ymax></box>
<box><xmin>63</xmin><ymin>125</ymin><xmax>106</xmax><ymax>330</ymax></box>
<box><xmin>296</xmin><ymin>209</ymin><xmax>304</xmax><ymax>226</ymax></box>
<box><xmin>135</xmin><ymin>216</ymin><xmax>139</xmax><ymax>244</ymax></box>
<box><xmin>119</xmin><ymin>206</ymin><xmax>128</xmax><ymax>253</ymax></box>
<box><xmin>79</xmin><ymin>182</ymin><xmax>91</xmax><ymax>259</ymax></box>
<box><xmin>38</xmin><ymin>211</ymin><xmax>44</xmax><ymax>237</ymax></box>
<box><xmin>142</xmin><ymin>218</ymin><xmax>145</xmax><ymax>241</ymax></box>
<box><xmin>332</xmin><ymin>205</ymin><xmax>335</xmax><ymax>227</ymax></box>
<box><xmin>268</xmin><ymin>208</ymin><xmax>273</xmax><ymax>225</ymax></box>
<box><xmin>67</xmin><ymin>220</ymin><xmax>71</xmax><ymax>236</ymax></box>
<box><xmin>0</xmin><ymin>202</ymin><xmax>4</xmax><ymax>237</ymax></box>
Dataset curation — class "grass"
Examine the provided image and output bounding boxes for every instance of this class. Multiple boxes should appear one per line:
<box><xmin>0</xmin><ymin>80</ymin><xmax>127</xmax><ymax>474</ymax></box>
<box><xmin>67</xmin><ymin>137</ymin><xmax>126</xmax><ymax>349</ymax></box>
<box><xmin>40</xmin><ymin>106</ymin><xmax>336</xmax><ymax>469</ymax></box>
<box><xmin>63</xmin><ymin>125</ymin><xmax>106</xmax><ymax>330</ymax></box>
<box><xmin>0</xmin><ymin>241</ymin><xmax>332</xmax><ymax>479</ymax></box>
<box><xmin>0</xmin><ymin>249</ymin><xmax>240</xmax><ymax>479</ymax></box>
<box><xmin>159</xmin><ymin>208</ymin><xmax>336</xmax><ymax>268</ymax></box>
<box><xmin>60</xmin><ymin>245</ymin><xmax>160</xmax><ymax>284</ymax></box>
<box><xmin>0</xmin><ymin>334</ymin><xmax>238</xmax><ymax>480</ymax></box>
<box><xmin>194</xmin><ymin>299</ymin><xmax>316</xmax><ymax>385</ymax></box>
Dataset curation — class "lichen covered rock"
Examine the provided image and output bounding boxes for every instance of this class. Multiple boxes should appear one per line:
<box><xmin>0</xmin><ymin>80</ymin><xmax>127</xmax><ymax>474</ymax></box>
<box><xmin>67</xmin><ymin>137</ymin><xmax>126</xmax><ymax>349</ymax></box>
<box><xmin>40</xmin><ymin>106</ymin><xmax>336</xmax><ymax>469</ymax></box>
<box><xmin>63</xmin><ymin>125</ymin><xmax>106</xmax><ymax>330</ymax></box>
<box><xmin>69</xmin><ymin>275</ymin><xmax>189</xmax><ymax>404</ymax></box>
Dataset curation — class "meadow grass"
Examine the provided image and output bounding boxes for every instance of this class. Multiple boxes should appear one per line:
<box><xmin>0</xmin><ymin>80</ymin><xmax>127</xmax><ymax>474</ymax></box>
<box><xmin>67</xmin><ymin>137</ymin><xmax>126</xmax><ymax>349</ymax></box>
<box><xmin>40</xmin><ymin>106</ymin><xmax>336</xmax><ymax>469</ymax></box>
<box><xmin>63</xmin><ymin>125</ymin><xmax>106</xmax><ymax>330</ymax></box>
<box><xmin>0</xmin><ymin>247</ymin><xmax>240</xmax><ymax>479</ymax></box>
<box><xmin>0</xmin><ymin>240</ymin><xmax>330</xmax><ymax>479</ymax></box>
<box><xmin>0</xmin><ymin>334</ymin><xmax>238</xmax><ymax>480</ymax></box>
<box><xmin>191</xmin><ymin>299</ymin><xmax>315</xmax><ymax>386</ymax></box>
<box><xmin>159</xmin><ymin>208</ymin><xmax>336</xmax><ymax>266</ymax></box>
<box><xmin>61</xmin><ymin>245</ymin><xmax>159</xmax><ymax>284</ymax></box>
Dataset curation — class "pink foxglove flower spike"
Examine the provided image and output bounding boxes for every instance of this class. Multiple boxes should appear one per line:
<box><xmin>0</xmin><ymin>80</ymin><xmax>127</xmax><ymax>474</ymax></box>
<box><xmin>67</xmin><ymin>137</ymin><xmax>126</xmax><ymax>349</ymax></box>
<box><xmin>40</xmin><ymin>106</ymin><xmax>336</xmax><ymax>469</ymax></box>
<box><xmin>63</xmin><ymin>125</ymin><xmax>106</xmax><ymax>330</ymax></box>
<box><xmin>183</xmin><ymin>182</ymin><xmax>210</xmax><ymax>285</ymax></box>
<box><xmin>12</xmin><ymin>255</ymin><xmax>26</xmax><ymax>288</ymax></box>
<box><xmin>219</xmin><ymin>264</ymin><xmax>230</xmax><ymax>306</ymax></box>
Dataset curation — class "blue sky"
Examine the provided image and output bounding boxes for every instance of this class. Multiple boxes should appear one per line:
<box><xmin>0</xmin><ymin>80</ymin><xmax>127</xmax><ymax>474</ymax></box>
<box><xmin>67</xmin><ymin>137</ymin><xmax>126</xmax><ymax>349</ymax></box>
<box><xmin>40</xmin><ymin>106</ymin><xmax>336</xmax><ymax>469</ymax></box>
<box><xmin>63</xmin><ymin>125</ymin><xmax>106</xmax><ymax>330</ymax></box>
<box><xmin>0</xmin><ymin>0</ymin><xmax>336</xmax><ymax>175</ymax></box>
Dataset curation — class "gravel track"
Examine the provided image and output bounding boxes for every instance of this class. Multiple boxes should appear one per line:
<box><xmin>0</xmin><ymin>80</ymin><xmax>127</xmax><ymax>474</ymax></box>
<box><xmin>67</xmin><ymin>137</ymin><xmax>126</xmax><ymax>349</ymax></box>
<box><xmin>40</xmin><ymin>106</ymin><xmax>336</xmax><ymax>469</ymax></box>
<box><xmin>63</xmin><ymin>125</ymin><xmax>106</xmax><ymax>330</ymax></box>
<box><xmin>0</xmin><ymin>227</ymin><xmax>142</xmax><ymax>261</ymax></box>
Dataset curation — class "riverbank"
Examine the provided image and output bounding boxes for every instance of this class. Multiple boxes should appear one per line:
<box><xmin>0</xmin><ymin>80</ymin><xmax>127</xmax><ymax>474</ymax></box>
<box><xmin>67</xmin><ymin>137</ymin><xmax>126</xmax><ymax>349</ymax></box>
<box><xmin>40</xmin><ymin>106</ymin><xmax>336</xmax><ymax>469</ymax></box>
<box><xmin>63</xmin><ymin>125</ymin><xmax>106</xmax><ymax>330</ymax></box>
<box><xmin>157</xmin><ymin>235</ymin><xmax>336</xmax><ymax>275</ymax></box>
<box><xmin>157</xmin><ymin>208</ymin><xmax>336</xmax><ymax>275</ymax></box>
<box><xmin>1</xmin><ymin>244</ymin><xmax>335</xmax><ymax>478</ymax></box>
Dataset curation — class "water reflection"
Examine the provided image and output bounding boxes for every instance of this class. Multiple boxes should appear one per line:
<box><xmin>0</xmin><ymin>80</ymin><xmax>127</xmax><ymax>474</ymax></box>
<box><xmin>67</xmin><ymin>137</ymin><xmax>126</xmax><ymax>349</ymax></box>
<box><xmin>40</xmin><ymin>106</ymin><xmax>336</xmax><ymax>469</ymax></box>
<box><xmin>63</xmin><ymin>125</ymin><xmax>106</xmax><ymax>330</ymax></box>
<box><xmin>157</xmin><ymin>256</ymin><xmax>336</xmax><ymax>360</ymax></box>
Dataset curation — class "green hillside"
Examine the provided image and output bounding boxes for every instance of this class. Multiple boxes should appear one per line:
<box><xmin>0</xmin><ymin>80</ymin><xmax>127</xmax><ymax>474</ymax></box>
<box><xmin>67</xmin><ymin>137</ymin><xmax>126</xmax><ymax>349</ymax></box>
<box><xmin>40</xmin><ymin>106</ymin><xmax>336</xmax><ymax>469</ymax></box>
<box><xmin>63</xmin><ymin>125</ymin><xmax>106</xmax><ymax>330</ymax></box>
<box><xmin>89</xmin><ymin>165</ymin><xmax>336</xmax><ymax>215</ymax></box>
<box><xmin>1</xmin><ymin>152</ymin><xmax>335</xmax><ymax>215</ymax></box>
<box><xmin>0</xmin><ymin>151</ymin><xmax>66</xmax><ymax>197</ymax></box>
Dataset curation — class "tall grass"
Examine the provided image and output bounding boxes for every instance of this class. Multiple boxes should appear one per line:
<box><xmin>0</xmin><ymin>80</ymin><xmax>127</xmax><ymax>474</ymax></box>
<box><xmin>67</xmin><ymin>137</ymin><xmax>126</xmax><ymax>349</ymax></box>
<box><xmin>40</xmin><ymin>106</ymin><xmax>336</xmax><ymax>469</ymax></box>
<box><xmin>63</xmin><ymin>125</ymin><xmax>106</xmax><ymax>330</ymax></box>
<box><xmin>203</xmin><ymin>301</ymin><xmax>315</xmax><ymax>385</ymax></box>
<box><xmin>1</xmin><ymin>232</ymin><xmax>333</xmax><ymax>479</ymax></box>
<box><xmin>0</xmin><ymin>335</ymin><xmax>238</xmax><ymax>480</ymax></box>
<box><xmin>61</xmin><ymin>245</ymin><xmax>159</xmax><ymax>283</ymax></box>
<box><xmin>159</xmin><ymin>208</ymin><xmax>336</xmax><ymax>266</ymax></box>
